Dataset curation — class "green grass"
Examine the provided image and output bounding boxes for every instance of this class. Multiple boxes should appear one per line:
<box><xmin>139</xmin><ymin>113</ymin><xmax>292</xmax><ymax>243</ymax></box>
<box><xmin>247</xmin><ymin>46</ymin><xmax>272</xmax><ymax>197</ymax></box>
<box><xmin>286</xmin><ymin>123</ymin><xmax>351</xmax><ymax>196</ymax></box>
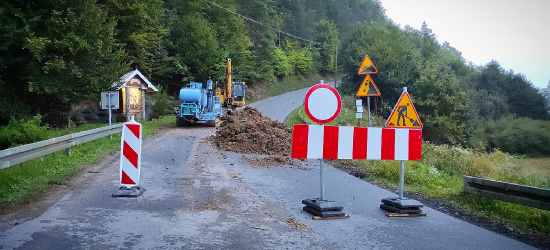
<box><xmin>286</xmin><ymin>101</ymin><xmax>550</xmax><ymax>236</ymax></box>
<box><xmin>0</xmin><ymin>115</ymin><xmax>175</xmax><ymax>210</ymax></box>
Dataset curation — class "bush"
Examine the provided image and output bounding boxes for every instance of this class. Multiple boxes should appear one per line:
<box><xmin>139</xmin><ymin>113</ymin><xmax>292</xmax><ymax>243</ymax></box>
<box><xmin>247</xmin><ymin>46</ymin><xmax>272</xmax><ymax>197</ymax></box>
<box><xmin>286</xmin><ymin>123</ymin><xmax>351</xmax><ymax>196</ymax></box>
<box><xmin>272</xmin><ymin>48</ymin><xmax>292</xmax><ymax>77</ymax></box>
<box><xmin>149</xmin><ymin>88</ymin><xmax>175</xmax><ymax>119</ymax></box>
<box><xmin>467</xmin><ymin>116</ymin><xmax>550</xmax><ymax>156</ymax></box>
<box><xmin>285</xmin><ymin>41</ymin><xmax>313</xmax><ymax>75</ymax></box>
<box><xmin>0</xmin><ymin>115</ymin><xmax>49</xmax><ymax>149</ymax></box>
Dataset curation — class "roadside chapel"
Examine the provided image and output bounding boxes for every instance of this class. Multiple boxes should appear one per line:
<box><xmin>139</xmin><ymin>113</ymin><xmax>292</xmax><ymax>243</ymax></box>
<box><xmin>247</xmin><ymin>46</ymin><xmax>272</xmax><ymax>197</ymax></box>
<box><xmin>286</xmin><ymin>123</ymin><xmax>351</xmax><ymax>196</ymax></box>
<box><xmin>112</xmin><ymin>69</ymin><xmax>158</xmax><ymax>121</ymax></box>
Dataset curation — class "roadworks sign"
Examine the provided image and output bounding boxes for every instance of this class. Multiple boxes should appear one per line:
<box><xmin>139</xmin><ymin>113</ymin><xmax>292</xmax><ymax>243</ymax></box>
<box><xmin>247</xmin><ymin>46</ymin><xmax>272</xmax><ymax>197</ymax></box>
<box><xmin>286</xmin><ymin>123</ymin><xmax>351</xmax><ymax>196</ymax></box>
<box><xmin>385</xmin><ymin>91</ymin><xmax>422</xmax><ymax>129</ymax></box>
<box><xmin>356</xmin><ymin>75</ymin><xmax>381</xmax><ymax>97</ymax></box>
<box><xmin>358</xmin><ymin>55</ymin><xmax>378</xmax><ymax>74</ymax></box>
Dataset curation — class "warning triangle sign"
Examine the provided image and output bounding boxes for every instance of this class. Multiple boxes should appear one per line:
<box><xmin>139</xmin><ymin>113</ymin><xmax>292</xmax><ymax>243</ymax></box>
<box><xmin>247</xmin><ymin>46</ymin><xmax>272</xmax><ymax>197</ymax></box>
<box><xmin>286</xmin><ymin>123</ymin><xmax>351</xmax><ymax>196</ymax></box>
<box><xmin>358</xmin><ymin>55</ymin><xmax>378</xmax><ymax>74</ymax></box>
<box><xmin>385</xmin><ymin>91</ymin><xmax>422</xmax><ymax>129</ymax></box>
<box><xmin>356</xmin><ymin>75</ymin><xmax>380</xmax><ymax>97</ymax></box>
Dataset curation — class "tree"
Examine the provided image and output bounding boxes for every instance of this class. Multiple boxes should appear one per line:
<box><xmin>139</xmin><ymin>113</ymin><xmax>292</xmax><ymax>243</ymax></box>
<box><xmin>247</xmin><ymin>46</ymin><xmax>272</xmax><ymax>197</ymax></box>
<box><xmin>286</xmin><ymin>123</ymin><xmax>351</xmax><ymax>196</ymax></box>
<box><xmin>541</xmin><ymin>82</ymin><xmax>550</xmax><ymax>113</ymax></box>
<box><xmin>339</xmin><ymin>22</ymin><xmax>421</xmax><ymax>116</ymax></box>
<box><xmin>2</xmin><ymin>0</ymin><xmax>127</xmax><ymax>127</ymax></box>
<box><xmin>316</xmin><ymin>18</ymin><xmax>339</xmax><ymax>74</ymax></box>
<box><xmin>467</xmin><ymin>61</ymin><xmax>549</xmax><ymax>120</ymax></box>
<box><xmin>0</xmin><ymin>1</ymin><xmax>32</xmax><ymax>124</ymax></box>
<box><xmin>167</xmin><ymin>13</ymin><xmax>223</xmax><ymax>83</ymax></box>
<box><xmin>235</xmin><ymin>0</ymin><xmax>277</xmax><ymax>83</ymax></box>
<box><xmin>101</xmin><ymin>0</ymin><xmax>167</xmax><ymax>76</ymax></box>
<box><xmin>285</xmin><ymin>40</ymin><xmax>313</xmax><ymax>75</ymax></box>
<box><xmin>200</xmin><ymin>0</ymin><xmax>254</xmax><ymax>82</ymax></box>
<box><xmin>413</xmin><ymin>49</ymin><xmax>467</xmax><ymax>144</ymax></box>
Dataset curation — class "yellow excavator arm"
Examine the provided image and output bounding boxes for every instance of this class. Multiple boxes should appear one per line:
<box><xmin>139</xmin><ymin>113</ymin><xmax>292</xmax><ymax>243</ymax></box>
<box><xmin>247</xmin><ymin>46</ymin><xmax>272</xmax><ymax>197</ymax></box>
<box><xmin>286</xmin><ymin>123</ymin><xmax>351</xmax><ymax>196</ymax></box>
<box><xmin>215</xmin><ymin>58</ymin><xmax>246</xmax><ymax>108</ymax></box>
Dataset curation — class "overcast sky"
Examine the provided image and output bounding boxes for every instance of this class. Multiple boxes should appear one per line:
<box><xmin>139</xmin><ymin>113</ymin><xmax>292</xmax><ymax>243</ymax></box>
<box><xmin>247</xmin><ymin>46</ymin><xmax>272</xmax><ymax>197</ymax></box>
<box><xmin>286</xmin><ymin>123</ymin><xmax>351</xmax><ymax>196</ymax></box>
<box><xmin>377</xmin><ymin>0</ymin><xmax>550</xmax><ymax>89</ymax></box>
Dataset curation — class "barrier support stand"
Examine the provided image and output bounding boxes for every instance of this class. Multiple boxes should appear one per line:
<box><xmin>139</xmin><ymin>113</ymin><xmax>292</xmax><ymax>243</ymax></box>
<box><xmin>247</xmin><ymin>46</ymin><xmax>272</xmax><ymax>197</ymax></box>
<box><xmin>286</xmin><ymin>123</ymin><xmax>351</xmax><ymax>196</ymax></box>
<box><xmin>301</xmin><ymin>159</ymin><xmax>347</xmax><ymax>219</ymax></box>
<box><xmin>112</xmin><ymin>115</ymin><xmax>145</xmax><ymax>198</ymax></box>
<box><xmin>320</xmin><ymin>159</ymin><xmax>325</xmax><ymax>201</ymax></box>
<box><xmin>399</xmin><ymin>160</ymin><xmax>404</xmax><ymax>199</ymax></box>
<box><xmin>380</xmin><ymin>160</ymin><xmax>424</xmax><ymax>214</ymax></box>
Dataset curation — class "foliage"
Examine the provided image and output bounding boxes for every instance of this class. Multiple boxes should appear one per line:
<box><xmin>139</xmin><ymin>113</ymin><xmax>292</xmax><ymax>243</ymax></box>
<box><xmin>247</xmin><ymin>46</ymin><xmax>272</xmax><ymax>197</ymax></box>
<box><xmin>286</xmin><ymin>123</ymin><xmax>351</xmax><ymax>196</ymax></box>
<box><xmin>285</xmin><ymin>41</ymin><xmax>313</xmax><ymax>75</ymax></box>
<box><xmin>272</xmin><ymin>47</ymin><xmax>292</xmax><ymax>77</ymax></box>
<box><xmin>315</xmin><ymin>18</ymin><xmax>339</xmax><ymax>74</ymax></box>
<box><xmin>149</xmin><ymin>87</ymin><xmax>176</xmax><ymax>118</ymax></box>
<box><xmin>339</xmin><ymin>22</ymin><xmax>421</xmax><ymax>105</ymax></box>
<box><xmin>541</xmin><ymin>83</ymin><xmax>550</xmax><ymax>112</ymax></box>
<box><xmin>466</xmin><ymin>61</ymin><xmax>550</xmax><ymax>121</ymax></box>
<box><xmin>23</xmin><ymin>0</ymin><xmax>128</xmax><ymax>106</ymax></box>
<box><xmin>468</xmin><ymin>116</ymin><xmax>550</xmax><ymax>156</ymax></box>
<box><xmin>0</xmin><ymin>115</ymin><xmax>48</xmax><ymax>149</ymax></box>
<box><xmin>102</xmin><ymin>0</ymin><xmax>168</xmax><ymax>76</ymax></box>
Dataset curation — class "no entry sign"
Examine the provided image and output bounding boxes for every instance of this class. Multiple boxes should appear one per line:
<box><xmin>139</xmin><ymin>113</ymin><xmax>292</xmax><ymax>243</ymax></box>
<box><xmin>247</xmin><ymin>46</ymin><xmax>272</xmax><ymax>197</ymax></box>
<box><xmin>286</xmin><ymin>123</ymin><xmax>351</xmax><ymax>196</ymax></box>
<box><xmin>304</xmin><ymin>84</ymin><xmax>341</xmax><ymax>124</ymax></box>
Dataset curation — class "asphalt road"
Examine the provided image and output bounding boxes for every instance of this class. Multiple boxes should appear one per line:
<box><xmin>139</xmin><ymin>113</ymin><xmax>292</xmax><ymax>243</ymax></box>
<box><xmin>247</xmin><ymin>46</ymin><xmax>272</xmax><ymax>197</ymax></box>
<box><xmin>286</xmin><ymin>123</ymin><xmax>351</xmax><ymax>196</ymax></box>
<box><xmin>0</xmin><ymin>83</ymin><xmax>537</xmax><ymax>249</ymax></box>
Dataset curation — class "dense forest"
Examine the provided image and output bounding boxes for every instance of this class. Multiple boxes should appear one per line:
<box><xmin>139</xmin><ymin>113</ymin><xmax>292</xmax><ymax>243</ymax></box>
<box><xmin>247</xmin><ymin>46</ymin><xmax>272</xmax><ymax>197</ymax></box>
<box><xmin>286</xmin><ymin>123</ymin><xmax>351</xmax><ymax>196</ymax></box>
<box><xmin>1</xmin><ymin>0</ymin><xmax>550</xmax><ymax>154</ymax></box>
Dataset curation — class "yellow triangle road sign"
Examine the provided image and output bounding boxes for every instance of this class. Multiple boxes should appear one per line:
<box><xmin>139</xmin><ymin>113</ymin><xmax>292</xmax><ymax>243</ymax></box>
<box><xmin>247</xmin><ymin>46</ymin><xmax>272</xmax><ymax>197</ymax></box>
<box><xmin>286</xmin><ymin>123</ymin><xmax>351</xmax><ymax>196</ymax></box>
<box><xmin>358</xmin><ymin>55</ymin><xmax>378</xmax><ymax>74</ymax></box>
<box><xmin>385</xmin><ymin>91</ymin><xmax>422</xmax><ymax>129</ymax></box>
<box><xmin>356</xmin><ymin>75</ymin><xmax>380</xmax><ymax>97</ymax></box>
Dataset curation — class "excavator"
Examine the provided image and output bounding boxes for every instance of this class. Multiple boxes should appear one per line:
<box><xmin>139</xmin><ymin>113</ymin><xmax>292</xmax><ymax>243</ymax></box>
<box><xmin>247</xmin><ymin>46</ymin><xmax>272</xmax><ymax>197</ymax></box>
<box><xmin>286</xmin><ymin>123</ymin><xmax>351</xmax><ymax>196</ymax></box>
<box><xmin>215</xmin><ymin>58</ymin><xmax>246</xmax><ymax>114</ymax></box>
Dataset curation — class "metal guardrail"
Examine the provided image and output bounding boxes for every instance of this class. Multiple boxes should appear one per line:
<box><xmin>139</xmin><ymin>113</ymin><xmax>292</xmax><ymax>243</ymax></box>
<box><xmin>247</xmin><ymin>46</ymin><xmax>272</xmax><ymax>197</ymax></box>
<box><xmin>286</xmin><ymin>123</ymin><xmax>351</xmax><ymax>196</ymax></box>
<box><xmin>0</xmin><ymin>124</ymin><xmax>123</xmax><ymax>170</ymax></box>
<box><xmin>297</xmin><ymin>109</ymin><xmax>307</xmax><ymax>124</ymax></box>
<box><xmin>463</xmin><ymin>175</ymin><xmax>550</xmax><ymax>211</ymax></box>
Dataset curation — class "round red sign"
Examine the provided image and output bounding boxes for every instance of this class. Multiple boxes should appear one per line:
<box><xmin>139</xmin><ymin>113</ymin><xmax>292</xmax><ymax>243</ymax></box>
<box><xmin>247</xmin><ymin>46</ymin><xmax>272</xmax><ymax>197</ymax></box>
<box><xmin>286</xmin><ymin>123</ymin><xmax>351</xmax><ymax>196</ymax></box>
<box><xmin>304</xmin><ymin>84</ymin><xmax>341</xmax><ymax>124</ymax></box>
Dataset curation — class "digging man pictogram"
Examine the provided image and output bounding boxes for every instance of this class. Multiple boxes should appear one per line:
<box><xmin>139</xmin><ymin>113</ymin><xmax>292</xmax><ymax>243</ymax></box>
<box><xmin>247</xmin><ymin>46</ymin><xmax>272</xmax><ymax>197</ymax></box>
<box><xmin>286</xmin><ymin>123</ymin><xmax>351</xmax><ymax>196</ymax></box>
<box><xmin>397</xmin><ymin>103</ymin><xmax>409</xmax><ymax>126</ymax></box>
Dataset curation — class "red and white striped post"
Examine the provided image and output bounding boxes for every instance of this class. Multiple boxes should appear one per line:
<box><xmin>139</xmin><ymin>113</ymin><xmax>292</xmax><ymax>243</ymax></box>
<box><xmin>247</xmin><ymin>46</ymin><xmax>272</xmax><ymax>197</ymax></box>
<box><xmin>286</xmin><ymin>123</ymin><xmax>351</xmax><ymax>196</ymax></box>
<box><xmin>112</xmin><ymin>115</ymin><xmax>145</xmax><ymax>197</ymax></box>
<box><xmin>119</xmin><ymin>115</ymin><xmax>142</xmax><ymax>186</ymax></box>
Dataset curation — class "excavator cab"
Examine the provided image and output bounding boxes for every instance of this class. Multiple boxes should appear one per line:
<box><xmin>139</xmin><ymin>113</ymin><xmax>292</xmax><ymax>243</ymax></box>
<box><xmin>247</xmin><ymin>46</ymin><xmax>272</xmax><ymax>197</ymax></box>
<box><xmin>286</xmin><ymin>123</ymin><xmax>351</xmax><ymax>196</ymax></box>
<box><xmin>232</xmin><ymin>82</ymin><xmax>246</xmax><ymax>107</ymax></box>
<box><xmin>215</xmin><ymin>58</ymin><xmax>246</xmax><ymax>112</ymax></box>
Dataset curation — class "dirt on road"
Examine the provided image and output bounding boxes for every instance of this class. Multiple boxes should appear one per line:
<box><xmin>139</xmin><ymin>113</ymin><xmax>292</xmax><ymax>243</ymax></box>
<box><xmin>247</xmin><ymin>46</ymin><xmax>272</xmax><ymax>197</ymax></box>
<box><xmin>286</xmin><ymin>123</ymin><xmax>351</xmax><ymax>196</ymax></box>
<box><xmin>214</xmin><ymin>107</ymin><xmax>293</xmax><ymax>156</ymax></box>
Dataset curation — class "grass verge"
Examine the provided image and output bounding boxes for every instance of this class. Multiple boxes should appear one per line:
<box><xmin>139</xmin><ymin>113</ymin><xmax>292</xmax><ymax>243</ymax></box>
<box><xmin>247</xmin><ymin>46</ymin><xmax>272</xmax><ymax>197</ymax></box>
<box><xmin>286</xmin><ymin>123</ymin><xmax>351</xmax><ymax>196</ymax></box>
<box><xmin>286</xmin><ymin>101</ymin><xmax>550</xmax><ymax>236</ymax></box>
<box><xmin>0</xmin><ymin>115</ymin><xmax>175</xmax><ymax>210</ymax></box>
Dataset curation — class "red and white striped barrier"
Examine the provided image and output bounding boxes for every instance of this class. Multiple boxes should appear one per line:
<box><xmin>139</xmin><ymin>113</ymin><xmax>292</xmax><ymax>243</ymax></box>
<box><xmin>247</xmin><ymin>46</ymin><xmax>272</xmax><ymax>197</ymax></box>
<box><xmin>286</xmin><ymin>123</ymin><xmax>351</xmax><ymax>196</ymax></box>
<box><xmin>119</xmin><ymin>117</ymin><xmax>142</xmax><ymax>186</ymax></box>
<box><xmin>291</xmin><ymin>124</ymin><xmax>422</xmax><ymax>161</ymax></box>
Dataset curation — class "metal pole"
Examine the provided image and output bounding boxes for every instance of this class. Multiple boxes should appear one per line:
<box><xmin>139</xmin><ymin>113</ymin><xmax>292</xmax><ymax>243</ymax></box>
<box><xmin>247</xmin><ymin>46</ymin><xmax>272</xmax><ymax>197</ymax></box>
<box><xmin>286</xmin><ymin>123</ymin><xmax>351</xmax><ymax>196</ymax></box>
<box><xmin>320</xmin><ymin>159</ymin><xmax>325</xmax><ymax>201</ymax></box>
<box><xmin>367</xmin><ymin>96</ymin><xmax>371</xmax><ymax>127</ymax></box>
<box><xmin>108</xmin><ymin>92</ymin><xmax>112</xmax><ymax>139</ymax></box>
<box><xmin>399</xmin><ymin>160</ymin><xmax>405</xmax><ymax>200</ymax></box>
<box><xmin>334</xmin><ymin>42</ymin><xmax>338</xmax><ymax>88</ymax></box>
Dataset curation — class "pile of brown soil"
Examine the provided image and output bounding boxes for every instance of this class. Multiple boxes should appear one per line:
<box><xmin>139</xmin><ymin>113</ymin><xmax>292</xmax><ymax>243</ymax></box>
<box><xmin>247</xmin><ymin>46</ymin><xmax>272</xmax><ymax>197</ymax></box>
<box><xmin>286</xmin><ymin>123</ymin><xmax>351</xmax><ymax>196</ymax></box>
<box><xmin>244</xmin><ymin>155</ymin><xmax>294</xmax><ymax>166</ymax></box>
<box><xmin>215</xmin><ymin>107</ymin><xmax>292</xmax><ymax>156</ymax></box>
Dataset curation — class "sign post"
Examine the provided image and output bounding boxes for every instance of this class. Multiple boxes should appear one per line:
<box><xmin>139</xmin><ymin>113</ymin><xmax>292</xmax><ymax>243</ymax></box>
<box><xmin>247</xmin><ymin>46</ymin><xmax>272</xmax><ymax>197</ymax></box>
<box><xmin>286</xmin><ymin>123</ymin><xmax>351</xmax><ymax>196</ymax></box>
<box><xmin>101</xmin><ymin>91</ymin><xmax>119</xmax><ymax>139</ymax></box>
<box><xmin>356</xmin><ymin>99</ymin><xmax>363</xmax><ymax>126</ymax></box>
<box><xmin>380</xmin><ymin>87</ymin><xmax>424</xmax><ymax>214</ymax></box>
<box><xmin>367</xmin><ymin>97</ymin><xmax>371</xmax><ymax>126</ymax></box>
<box><xmin>356</xmin><ymin>57</ymin><xmax>380</xmax><ymax>127</ymax></box>
<box><xmin>300</xmin><ymin>81</ymin><xmax>347</xmax><ymax>219</ymax></box>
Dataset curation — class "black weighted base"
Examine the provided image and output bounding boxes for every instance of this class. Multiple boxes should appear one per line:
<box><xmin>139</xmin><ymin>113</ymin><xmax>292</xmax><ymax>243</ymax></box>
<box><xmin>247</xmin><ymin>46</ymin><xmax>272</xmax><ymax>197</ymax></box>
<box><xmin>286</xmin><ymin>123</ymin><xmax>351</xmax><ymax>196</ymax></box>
<box><xmin>302</xmin><ymin>199</ymin><xmax>346</xmax><ymax>218</ymax></box>
<box><xmin>380</xmin><ymin>204</ymin><xmax>423</xmax><ymax>214</ymax></box>
<box><xmin>303</xmin><ymin>206</ymin><xmax>346</xmax><ymax>218</ymax></box>
<box><xmin>381</xmin><ymin>197</ymin><xmax>423</xmax><ymax>208</ymax></box>
<box><xmin>302</xmin><ymin>199</ymin><xmax>343</xmax><ymax>211</ymax></box>
<box><xmin>112</xmin><ymin>186</ymin><xmax>145</xmax><ymax>197</ymax></box>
